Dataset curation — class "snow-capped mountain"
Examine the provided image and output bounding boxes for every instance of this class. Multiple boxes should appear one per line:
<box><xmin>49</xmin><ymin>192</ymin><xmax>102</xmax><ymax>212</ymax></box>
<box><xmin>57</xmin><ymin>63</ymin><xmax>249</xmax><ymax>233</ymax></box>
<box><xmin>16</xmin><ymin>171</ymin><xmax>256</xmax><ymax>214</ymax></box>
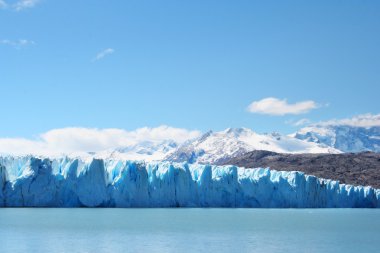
<box><xmin>86</xmin><ymin>140</ymin><xmax>179</xmax><ymax>161</ymax></box>
<box><xmin>4</xmin><ymin>115</ymin><xmax>378</xmax><ymax>163</ymax></box>
<box><xmin>293</xmin><ymin>125</ymin><xmax>380</xmax><ymax>153</ymax></box>
<box><xmin>17</xmin><ymin>139</ymin><xmax>182</xmax><ymax>162</ymax></box>
<box><xmin>165</xmin><ymin>128</ymin><xmax>340</xmax><ymax>164</ymax></box>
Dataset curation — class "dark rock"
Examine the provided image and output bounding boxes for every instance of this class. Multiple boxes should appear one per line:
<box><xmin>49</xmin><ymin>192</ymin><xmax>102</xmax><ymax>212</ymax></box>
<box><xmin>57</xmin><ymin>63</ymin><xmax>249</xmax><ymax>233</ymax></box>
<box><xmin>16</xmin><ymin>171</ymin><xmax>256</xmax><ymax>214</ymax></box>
<box><xmin>222</xmin><ymin>151</ymin><xmax>380</xmax><ymax>188</ymax></box>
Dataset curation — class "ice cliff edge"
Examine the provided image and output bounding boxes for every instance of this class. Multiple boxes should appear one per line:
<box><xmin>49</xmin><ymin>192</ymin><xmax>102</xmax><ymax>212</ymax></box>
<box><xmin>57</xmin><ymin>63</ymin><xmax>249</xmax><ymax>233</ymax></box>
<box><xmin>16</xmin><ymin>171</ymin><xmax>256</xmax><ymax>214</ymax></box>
<box><xmin>0</xmin><ymin>157</ymin><xmax>379</xmax><ymax>208</ymax></box>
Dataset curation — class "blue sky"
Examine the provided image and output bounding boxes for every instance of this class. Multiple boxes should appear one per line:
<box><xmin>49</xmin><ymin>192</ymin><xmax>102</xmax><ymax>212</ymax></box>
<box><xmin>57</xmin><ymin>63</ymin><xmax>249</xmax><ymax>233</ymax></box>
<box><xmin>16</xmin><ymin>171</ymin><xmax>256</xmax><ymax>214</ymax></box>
<box><xmin>1</xmin><ymin>0</ymin><xmax>380</xmax><ymax>138</ymax></box>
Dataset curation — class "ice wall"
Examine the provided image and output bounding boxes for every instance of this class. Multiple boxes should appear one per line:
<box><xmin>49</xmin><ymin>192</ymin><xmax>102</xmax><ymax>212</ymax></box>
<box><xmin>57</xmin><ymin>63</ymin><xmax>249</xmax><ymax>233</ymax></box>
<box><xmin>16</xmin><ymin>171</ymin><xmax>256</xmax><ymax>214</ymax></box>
<box><xmin>0</xmin><ymin>156</ymin><xmax>379</xmax><ymax>208</ymax></box>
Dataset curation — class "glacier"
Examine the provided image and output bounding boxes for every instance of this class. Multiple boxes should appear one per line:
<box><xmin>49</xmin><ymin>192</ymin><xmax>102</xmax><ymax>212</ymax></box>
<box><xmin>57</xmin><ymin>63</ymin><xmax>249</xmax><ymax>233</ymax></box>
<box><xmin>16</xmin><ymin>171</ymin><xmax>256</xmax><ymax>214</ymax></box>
<box><xmin>0</xmin><ymin>156</ymin><xmax>379</xmax><ymax>208</ymax></box>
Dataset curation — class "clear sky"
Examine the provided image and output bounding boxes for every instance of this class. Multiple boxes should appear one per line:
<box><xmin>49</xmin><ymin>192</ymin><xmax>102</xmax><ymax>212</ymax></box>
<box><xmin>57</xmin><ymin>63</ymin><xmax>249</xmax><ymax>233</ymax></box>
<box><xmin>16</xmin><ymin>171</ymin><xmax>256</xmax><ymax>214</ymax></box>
<box><xmin>1</xmin><ymin>0</ymin><xmax>379</xmax><ymax>138</ymax></box>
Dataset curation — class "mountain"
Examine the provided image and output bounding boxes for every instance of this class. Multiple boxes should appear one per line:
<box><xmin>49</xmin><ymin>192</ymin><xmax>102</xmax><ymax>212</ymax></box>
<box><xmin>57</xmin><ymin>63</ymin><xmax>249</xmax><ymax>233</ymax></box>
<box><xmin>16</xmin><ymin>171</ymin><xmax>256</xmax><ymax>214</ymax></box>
<box><xmin>7</xmin><ymin>121</ymin><xmax>378</xmax><ymax>164</ymax></box>
<box><xmin>293</xmin><ymin>125</ymin><xmax>380</xmax><ymax>153</ymax></box>
<box><xmin>223</xmin><ymin>150</ymin><xmax>380</xmax><ymax>188</ymax></box>
<box><xmin>41</xmin><ymin>139</ymin><xmax>181</xmax><ymax>163</ymax></box>
<box><xmin>164</xmin><ymin>128</ymin><xmax>340</xmax><ymax>164</ymax></box>
<box><xmin>1</xmin><ymin>156</ymin><xmax>379</xmax><ymax>207</ymax></box>
<box><xmin>96</xmin><ymin>140</ymin><xmax>179</xmax><ymax>161</ymax></box>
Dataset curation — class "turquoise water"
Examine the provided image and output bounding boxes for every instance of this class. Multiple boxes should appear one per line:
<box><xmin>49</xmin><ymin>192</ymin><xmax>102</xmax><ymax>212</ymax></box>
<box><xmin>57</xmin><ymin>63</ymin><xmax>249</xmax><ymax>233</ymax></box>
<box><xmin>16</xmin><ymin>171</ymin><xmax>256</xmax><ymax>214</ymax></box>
<box><xmin>0</xmin><ymin>209</ymin><xmax>379</xmax><ymax>253</ymax></box>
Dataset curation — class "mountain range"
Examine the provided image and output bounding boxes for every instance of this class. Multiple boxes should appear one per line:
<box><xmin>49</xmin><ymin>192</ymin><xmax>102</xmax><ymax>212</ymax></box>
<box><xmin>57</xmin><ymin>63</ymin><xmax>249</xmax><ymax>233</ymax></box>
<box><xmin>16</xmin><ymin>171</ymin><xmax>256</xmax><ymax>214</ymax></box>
<box><xmin>86</xmin><ymin>124</ymin><xmax>380</xmax><ymax>164</ymax></box>
<box><xmin>164</xmin><ymin>128</ymin><xmax>339</xmax><ymax>164</ymax></box>
<box><xmin>293</xmin><ymin>125</ymin><xmax>380</xmax><ymax>153</ymax></box>
<box><xmin>2</xmin><ymin>120</ymin><xmax>379</xmax><ymax>165</ymax></box>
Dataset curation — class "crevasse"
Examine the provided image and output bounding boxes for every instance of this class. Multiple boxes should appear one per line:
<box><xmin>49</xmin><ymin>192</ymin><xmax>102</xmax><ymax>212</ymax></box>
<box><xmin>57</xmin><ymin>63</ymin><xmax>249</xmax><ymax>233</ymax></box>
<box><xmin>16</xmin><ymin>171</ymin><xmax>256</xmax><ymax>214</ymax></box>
<box><xmin>0</xmin><ymin>156</ymin><xmax>379</xmax><ymax>208</ymax></box>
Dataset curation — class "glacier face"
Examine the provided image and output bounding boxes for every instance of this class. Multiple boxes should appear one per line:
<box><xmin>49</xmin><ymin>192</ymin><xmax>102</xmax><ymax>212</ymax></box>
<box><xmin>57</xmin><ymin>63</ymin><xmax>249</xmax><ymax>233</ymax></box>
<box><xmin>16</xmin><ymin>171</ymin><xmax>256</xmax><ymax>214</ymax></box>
<box><xmin>0</xmin><ymin>156</ymin><xmax>379</xmax><ymax>208</ymax></box>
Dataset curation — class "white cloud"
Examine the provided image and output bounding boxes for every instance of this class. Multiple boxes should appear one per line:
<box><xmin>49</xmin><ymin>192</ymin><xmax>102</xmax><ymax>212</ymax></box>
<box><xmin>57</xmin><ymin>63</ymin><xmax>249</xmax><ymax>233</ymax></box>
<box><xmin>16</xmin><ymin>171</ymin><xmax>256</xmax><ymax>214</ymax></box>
<box><xmin>0</xmin><ymin>0</ymin><xmax>7</xmax><ymax>9</ymax></box>
<box><xmin>316</xmin><ymin>113</ymin><xmax>380</xmax><ymax>128</ymax></box>
<box><xmin>0</xmin><ymin>39</ymin><xmax>35</xmax><ymax>49</ymax></box>
<box><xmin>93</xmin><ymin>48</ymin><xmax>115</xmax><ymax>61</ymax></box>
<box><xmin>13</xmin><ymin>0</ymin><xmax>40</xmax><ymax>11</ymax></box>
<box><xmin>0</xmin><ymin>0</ymin><xmax>40</xmax><ymax>11</ymax></box>
<box><xmin>0</xmin><ymin>126</ymin><xmax>201</xmax><ymax>156</ymax></box>
<box><xmin>286</xmin><ymin>118</ymin><xmax>311</xmax><ymax>127</ymax></box>
<box><xmin>247</xmin><ymin>97</ymin><xmax>318</xmax><ymax>116</ymax></box>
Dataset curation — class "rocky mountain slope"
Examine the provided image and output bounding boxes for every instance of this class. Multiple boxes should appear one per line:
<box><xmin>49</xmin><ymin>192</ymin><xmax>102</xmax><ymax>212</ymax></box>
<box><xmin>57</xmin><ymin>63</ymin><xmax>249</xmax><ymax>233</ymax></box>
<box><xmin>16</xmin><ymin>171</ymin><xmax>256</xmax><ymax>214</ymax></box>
<box><xmin>223</xmin><ymin>150</ymin><xmax>380</xmax><ymax>188</ymax></box>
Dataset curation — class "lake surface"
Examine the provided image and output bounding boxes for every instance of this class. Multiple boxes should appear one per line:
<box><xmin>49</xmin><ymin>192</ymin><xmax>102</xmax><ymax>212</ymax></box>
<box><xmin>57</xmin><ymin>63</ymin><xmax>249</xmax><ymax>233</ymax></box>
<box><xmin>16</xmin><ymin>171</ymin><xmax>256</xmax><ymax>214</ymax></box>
<box><xmin>0</xmin><ymin>209</ymin><xmax>379</xmax><ymax>253</ymax></box>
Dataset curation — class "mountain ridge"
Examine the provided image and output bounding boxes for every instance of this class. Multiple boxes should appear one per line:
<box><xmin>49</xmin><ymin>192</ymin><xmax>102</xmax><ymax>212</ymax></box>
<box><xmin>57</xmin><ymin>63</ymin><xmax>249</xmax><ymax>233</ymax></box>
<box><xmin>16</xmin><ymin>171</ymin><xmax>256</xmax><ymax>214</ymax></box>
<box><xmin>293</xmin><ymin>125</ymin><xmax>380</xmax><ymax>153</ymax></box>
<box><xmin>165</xmin><ymin>127</ymin><xmax>340</xmax><ymax>164</ymax></box>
